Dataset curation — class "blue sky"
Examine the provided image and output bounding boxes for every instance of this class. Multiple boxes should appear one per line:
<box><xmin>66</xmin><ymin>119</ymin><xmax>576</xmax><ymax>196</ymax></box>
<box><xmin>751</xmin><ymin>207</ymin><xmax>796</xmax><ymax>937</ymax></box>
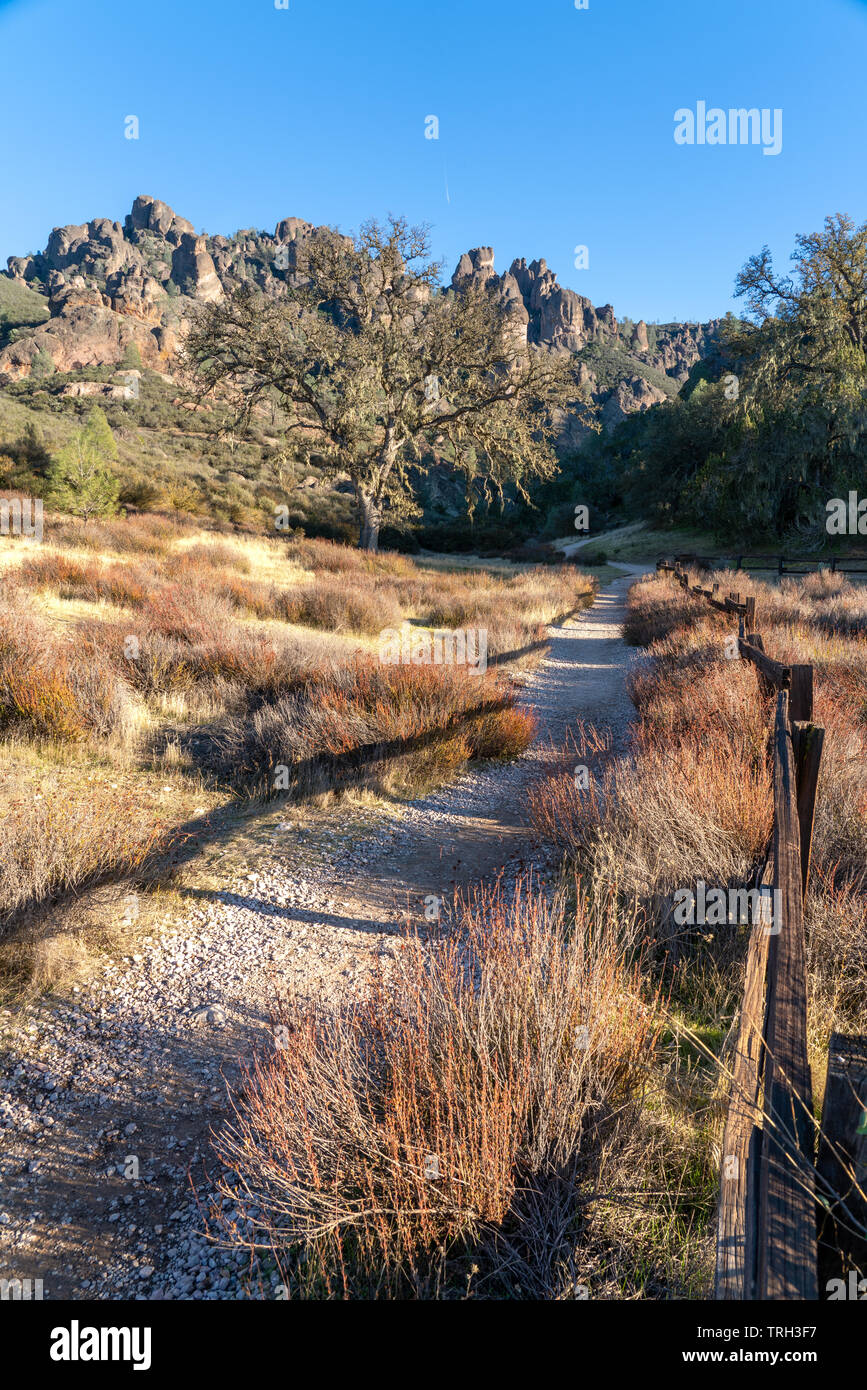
<box><xmin>1</xmin><ymin>0</ymin><xmax>865</xmax><ymax>323</ymax></box>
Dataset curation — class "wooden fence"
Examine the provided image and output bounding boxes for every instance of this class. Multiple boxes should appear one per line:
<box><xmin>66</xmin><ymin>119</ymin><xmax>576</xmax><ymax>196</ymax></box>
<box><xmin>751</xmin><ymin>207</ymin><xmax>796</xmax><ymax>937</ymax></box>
<box><xmin>665</xmin><ymin>552</ymin><xmax>867</xmax><ymax>577</ymax></box>
<box><xmin>655</xmin><ymin>559</ymin><xmax>866</xmax><ymax>1300</ymax></box>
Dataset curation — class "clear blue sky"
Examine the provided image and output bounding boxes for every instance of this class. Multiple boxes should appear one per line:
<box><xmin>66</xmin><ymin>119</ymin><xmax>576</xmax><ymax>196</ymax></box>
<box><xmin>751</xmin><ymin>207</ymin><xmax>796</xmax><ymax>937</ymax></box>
<box><xmin>1</xmin><ymin>0</ymin><xmax>865</xmax><ymax>324</ymax></box>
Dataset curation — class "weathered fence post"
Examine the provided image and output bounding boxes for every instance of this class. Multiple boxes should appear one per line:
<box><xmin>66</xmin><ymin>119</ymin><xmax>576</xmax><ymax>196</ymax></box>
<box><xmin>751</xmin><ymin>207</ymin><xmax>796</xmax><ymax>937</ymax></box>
<box><xmin>756</xmin><ymin>690</ymin><xmax>817</xmax><ymax>1301</ymax></box>
<box><xmin>789</xmin><ymin>665</ymin><xmax>813</xmax><ymax>724</ymax></box>
<box><xmin>792</xmin><ymin>723</ymin><xmax>824</xmax><ymax>897</ymax></box>
<box><xmin>816</xmin><ymin>1034</ymin><xmax>867</xmax><ymax>1290</ymax></box>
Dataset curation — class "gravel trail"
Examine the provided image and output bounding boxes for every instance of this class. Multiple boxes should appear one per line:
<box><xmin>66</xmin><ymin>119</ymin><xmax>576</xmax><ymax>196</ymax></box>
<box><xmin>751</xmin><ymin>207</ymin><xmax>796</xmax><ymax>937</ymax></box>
<box><xmin>0</xmin><ymin>566</ymin><xmax>646</xmax><ymax>1300</ymax></box>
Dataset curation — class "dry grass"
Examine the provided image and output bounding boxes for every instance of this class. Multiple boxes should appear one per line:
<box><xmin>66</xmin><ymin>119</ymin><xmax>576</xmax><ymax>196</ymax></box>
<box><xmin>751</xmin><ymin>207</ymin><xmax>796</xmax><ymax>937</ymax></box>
<box><xmin>209</xmin><ymin>880</ymin><xmax>659</xmax><ymax>1299</ymax></box>
<box><xmin>212</xmin><ymin>657</ymin><xmax>537</xmax><ymax>796</ymax></box>
<box><xmin>0</xmin><ymin>523</ymin><xmax>591</xmax><ymax>989</ymax></box>
<box><xmin>8</xmin><ymin>530</ymin><xmax>594</xmax><ymax>660</ymax></box>
<box><xmin>0</xmin><ymin>593</ymin><xmax>133</xmax><ymax>743</ymax></box>
<box><xmin>0</xmin><ymin>761</ymin><xmax>177</xmax><ymax>931</ymax></box>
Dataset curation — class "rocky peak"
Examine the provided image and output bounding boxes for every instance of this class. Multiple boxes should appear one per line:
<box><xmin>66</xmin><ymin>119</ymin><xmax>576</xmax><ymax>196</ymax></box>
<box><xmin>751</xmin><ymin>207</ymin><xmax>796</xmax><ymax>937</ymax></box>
<box><xmin>451</xmin><ymin>247</ymin><xmax>497</xmax><ymax>290</ymax></box>
<box><xmin>275</xmin><ymin>216</ymin><xmax>314</xmax><ymax>243</ymax></box>
<box><xmin>0</xmin><ymin>197</ymin><xmax>721</xmax><ymax>434</ymax></box>
<box><xmin>126</xmin><ymin>195</ymin><xmax>194</xmax><ymax>245</ymax></box>
<box><xmin>451</xmin><ymin>249</ymin><xmax>619</xmax><ymax>355</ymax></box>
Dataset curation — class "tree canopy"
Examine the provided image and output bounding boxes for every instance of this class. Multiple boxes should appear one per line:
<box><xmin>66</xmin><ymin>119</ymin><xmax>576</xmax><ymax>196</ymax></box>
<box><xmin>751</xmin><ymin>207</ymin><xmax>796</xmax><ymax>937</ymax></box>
<box><xmin>573</xmin><ymin>213</ymin><xmax>867</xmax><ymax>543</ymax></box>
<box><xmin>184</xmin><ymin>216</ymin><xmax>582</xmax><ymax>549</ymax></box>
<box><xmin>47</xmin><ymin>407</ymin><xmax>120</xmax><ymax>522</ymax></box>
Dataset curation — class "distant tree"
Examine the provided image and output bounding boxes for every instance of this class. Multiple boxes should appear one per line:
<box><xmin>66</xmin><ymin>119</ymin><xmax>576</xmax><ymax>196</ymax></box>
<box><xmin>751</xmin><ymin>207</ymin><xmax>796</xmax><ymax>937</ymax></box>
<box><xmin>119</xmin><ymin>477</ymin><xmax>163</xmax><ymax>511</ymax></box>
<box><xmin>80</xmin><ymin>405</ymin><xmax>119</xmax><ymax>462</ymax></box>
<box><xmin>184</xmin><ymin>216</ymin><xmax>580</xmax><ymax>550</ymax></box>
<box><xmin>592</xmin><ymin>213</ymin><xmax>867</xmax><ymax>541</ymax></box>
<box><xmin>29</xmin><ymin>346</ymin><xmax>55</xmax><ymax>381</ymax></box>
<box><xmin>120</xmin><ymin>342</ymin><xmax>144</xmax><ymax>371</ymax></box>
<box><xmin>47</xmin><ymin>409</ymin><xmax>120</xmax><ymax>521</ymax></box>
<box><xmin>734</xmin><ymin>213</ymin><xmax>867</xmax><ymax>373</ymax></box>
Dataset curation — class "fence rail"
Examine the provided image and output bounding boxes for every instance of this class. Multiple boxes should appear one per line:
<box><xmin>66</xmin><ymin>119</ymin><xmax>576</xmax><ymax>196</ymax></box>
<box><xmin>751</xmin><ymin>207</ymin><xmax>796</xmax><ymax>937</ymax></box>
<box><xmin>662</xmin><ymin>552</ymin><xmax>867</xmax><ymax>577</ymax></box>
<box><xmin>655</xmin><ymin>559</ymin><xmax>845</xmax><ymax>1300</ymax></box>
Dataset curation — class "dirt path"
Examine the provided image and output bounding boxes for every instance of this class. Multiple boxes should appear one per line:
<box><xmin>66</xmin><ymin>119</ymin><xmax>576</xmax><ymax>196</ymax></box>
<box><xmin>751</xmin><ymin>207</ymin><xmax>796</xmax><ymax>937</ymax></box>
<box><xmin>0</xmin><ymin>566</ymin><xmax>646</xmax><ymax>1301</ymax></box>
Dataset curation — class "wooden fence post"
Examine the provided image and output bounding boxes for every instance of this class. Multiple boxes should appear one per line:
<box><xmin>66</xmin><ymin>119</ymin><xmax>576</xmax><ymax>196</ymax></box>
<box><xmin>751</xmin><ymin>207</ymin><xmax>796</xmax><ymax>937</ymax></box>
<box><xmin>757</xmin><ymin>691</ymin><xmax>817</xmax><ymax>1300</ymax></box>
<box><xmin>715</xmin><ymin>902</ymin><xmax>773</xmax><ymax>1299</ymax></box>
<box><xmin>789</xmin><ymin>666</ymin><xmax>813</xmax><ymax>724</ymax></box>
<box><xmin>816</xmin><ymin>1034</ymin><xmax>867</xmax><ymax>1290</ymax></box>
<box><xmin>792</xmin><ymin>723</ymin><xmax>824</xmax><ymax>898</ymax></box>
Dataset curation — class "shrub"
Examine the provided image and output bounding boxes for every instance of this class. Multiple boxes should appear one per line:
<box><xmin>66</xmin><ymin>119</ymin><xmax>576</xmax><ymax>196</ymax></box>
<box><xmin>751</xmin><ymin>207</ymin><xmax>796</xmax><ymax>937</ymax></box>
<box><xmin>277</xmin><ymin>579</ymin><xmax>403</xmax><ymax>635</ymax></box>
<box><xmin>210</xmin><ymin>883</ymin><xmax>657</xmax><ymax>1298</ymax></box>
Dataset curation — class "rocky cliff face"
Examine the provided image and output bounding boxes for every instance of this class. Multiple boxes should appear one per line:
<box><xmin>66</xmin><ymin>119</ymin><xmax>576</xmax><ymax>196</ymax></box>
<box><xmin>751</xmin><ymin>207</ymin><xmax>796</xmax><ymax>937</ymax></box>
<box><xmin>0</xmin><ymin>195</ymin><xmax>330</xmax><ymax>381</ymax></box>
<box><xmin>448</xmin><ymin>246</ymin><xmax>719</xmax><ymax>438</ymax></box>
<box><xmin>1</xmin><ymin>196</ymin><xmax>720</xmax><ymax>431</ymax></box>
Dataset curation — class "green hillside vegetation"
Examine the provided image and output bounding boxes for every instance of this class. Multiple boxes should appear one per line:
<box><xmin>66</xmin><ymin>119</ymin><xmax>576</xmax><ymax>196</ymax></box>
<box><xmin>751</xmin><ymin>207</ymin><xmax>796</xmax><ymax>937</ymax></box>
<box><xmin>0</xmin><ymin>367</ymin><xmax>561</xmax><ymax>554</ymax></box>
<box><xmin>0</xmin><ymin>277</ymin><xmax>49</xmax><ymax>348</ymax></box>
<box><xmin>580</xmin><ymin>338</ymin><xmax>679</xmax><ymax>399</ymax></box>
<box><xmin>0</xmin><ymin>370</ymin><xmax>358</xmax><ymax>537</ymax></box>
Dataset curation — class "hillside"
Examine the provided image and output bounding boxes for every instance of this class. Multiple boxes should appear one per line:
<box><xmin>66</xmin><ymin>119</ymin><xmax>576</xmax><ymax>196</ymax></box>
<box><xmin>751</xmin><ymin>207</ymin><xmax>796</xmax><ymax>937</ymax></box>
<box><xmin>0</xmin><ymin>275</ymin><xmax>49</xmax><ymax>349</ymax></box>
<box><xmin>0</xmin><ymin>195</ymin><xmax>721</xmax><ymax>548</ymax></box>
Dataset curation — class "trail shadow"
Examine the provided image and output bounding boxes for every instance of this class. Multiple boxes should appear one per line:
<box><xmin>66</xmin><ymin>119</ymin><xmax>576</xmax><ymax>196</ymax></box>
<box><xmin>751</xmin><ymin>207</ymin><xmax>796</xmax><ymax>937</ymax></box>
<box><xmin>178</xmin><ymin>885</ymin><xmax>399</xmax><ymax>937</ymax></box>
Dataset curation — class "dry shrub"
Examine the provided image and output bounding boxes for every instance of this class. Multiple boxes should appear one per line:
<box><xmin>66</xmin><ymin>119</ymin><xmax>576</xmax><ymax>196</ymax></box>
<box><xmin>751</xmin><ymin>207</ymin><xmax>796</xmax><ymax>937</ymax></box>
<box><xmin>414</xmin><ymin>565</ymin><xmax>593</xmax><ymax>666</ymax></box>
<box><xmin>808</xmin><ymin>684</ymin><xmax>867</xmax><ymax>879</ymax></box>
<box><xmin>213</xmin><ymin>657</ymin><xmax>530</xmax><ymax>793</ymax></box>
<box><xmin>0</xmin><ymin>596</ymin><xmax>131</xmax><ymax>742</ymax></box>
<box><xmin>612</xmin><ymin>568</ymin><xmax>867</xmax><ymax>1021</ymax></box>
<box><xmin>807</xmin><ymin>867</ymin><xmax>867</xmax><ymax>1036</ymax></box>
<box><xmin>211</xmin><ymin>882</ymin><xmax>658</xmax><ymax>1298</ymax></box>
<box><xmin>277</xmin><ymin>577</ymin><xmax>403</xmax><ymax>635</ymax></box>
<box><xmin>15</xmin><ymin>552</ymin><xmax>89</xmax><ymax>591</ymax></box>
<box><xmin>0</xmin><ymin>770</ymin><xmax>175</xmax><ymax>934</ymax></box>
<box><xmin>142</xmin><ymin>583</ymin><xmax>235</xmax><ymax>642</ymax></box>
<box><xmin>629</xmin><ymin>649</ymin><xmax>769</xmax><ymax>761</ymax></box>
<box><xmin>284</xmin><ymin>536</ymin><xmax>414</xmax><ymax>578</ymax></box>
<box><xmin>531</xmin><ymin>738</ymin><xmax>770</xmax><ymax>908</ymax></box>
<box><xmin>216</xmin><ymin>575</ymin><xmax>277</xmax><ymax>619</ymax></box>
<box><xmin>50</xmin><ymin>514</ymin><xmax>186</xmax><ymax>556</ymax></box>
<box><xmin>17</xmin><ymin>552</ymin><xmax>153</xmax><ymax>608</ymax></box>
<box><xmin>181</xmin><ymin>542</ymin><xmax>252</xmax><ymax>574</ymax></box>
<box><xmin>466</xmin><ymin>703</ymin><xmax>536</xmax><ymax>759</ymax></box>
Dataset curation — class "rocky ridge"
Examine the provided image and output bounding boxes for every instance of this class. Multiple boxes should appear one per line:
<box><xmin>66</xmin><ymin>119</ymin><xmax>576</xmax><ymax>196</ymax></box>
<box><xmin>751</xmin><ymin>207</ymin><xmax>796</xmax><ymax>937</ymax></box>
<box><xmin>1</xmin><ymin>195</ymin><xmax>719</xmax><ymax>430</ymax></box>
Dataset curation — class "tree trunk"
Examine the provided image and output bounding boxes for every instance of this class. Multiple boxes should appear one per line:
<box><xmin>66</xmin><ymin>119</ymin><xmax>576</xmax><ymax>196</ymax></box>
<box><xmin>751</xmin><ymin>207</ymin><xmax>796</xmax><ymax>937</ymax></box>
<box><xmin>356</xmin><ymin>488</ymin><xmax>382</xmax><ymax>552</ymax></box>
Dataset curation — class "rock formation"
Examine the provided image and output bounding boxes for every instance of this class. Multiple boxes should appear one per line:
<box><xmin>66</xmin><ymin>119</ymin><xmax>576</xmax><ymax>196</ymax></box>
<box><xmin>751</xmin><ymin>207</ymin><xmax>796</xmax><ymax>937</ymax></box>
<box><xmin>0</xmin><ymin>197</ymin><xmax>720</xmax><ymax>433</ymax></box>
